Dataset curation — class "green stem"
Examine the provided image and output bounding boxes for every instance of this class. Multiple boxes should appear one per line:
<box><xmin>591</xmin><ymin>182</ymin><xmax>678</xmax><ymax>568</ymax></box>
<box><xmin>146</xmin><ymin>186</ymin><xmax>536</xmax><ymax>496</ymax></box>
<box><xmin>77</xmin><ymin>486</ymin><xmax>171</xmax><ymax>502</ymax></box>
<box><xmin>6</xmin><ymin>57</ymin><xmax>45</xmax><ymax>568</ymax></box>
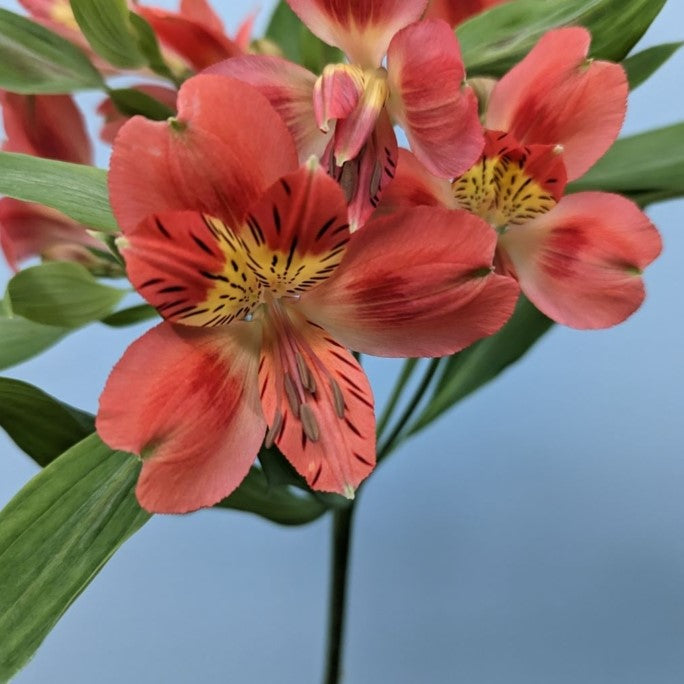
<box><xmin>323</xmin><ymin>502</ymin><xmax>356</xmax><ymax>684</ymax></box>
<box><xmin>377</xmin><ymin>358</ymin><xmax>442</xmax><ymax>462</ymax></box>
<box><xmin>376</xmin><ymin>358</ymin><xmax>419</xmax><ymax>440</ymax></box>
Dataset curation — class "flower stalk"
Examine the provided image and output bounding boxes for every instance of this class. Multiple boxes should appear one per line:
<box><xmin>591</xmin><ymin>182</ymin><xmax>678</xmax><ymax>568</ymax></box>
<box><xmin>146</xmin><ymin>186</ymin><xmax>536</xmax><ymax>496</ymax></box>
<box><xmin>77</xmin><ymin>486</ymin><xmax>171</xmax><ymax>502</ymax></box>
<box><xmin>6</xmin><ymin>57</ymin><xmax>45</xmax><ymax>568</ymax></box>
<box><xmin>323</xmin><ymin>501</ymin><xmax>357</xmax><ymax>684</ymax></box>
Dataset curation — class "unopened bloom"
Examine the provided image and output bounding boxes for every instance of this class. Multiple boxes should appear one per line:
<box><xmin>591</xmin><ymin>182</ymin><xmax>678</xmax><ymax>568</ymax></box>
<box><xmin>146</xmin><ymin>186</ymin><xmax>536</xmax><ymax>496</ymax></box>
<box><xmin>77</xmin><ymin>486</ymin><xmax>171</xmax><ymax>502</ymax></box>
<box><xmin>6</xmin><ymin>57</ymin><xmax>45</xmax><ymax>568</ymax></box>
<box><xmin>97</xmin><ymin>74</ymin><xmax>517</xmax><ymax>513</ymax></box>
<box><xmin>381</xmin><ymin>28</ymin><xmax>662</xmax><ymax>328</ymax></box>
<box><xmin>211</xmin><ymin>0</ymin><xmax>482</xmax><ymax>228</ymax></box>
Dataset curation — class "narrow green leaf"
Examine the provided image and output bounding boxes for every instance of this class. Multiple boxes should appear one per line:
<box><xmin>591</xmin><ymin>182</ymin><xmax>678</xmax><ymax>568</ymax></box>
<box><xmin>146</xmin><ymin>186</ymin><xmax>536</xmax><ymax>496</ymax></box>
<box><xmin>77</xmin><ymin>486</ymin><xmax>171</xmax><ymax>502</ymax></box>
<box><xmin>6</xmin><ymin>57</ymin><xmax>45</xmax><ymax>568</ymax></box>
<box><xmin>8</xmin><ymin>262</ymin><xmax>126</xmax><ymax>327</ymax></box>
<box><xmin>101</xmin><ymin>303</ymin><xmax>158</xmax><ymax>327</ymax></box>
<box><xmin>0</xmin><ymin>315</ymin><xmax>68</xmax><ymax>371</ymax></box>
<box><xmin>0</xmin><ymin>435</ymin><xmax>151</xmax><ymax>681</ymax></box>
<box><xmin>409</xmin><ymin>297</ymin><xmax>553</xmax><ymax>434</ymax></box>
<box><xmin>0</xmin><ymin>8</ymin><xmax>103</xmax><ymax>93</ymax></box>
<box><xmin>70</xmin><ymin>0</ymin><xmax>145</xmax><ymax>68</ymax></box>
<box><xmin>107</xmin><ymin>87</ymin><xmax>175</xmax><ymax>121</ymax></box>
<box><xmin>217</xmin><ymin>466</ymin><xmax>327</xmax><ymax>525</ymax></box>
<box><xmin>129</xmin><ymin>12</ymin><xmax>183</xmax><ymax>84</ymax></box>
<box><xmin>569</xmin><ymin>123</ymin><xmax>684</xmax><ymax>206</ymax></box>
<box><xmin>0</xmin><ymin>377</ymin><xmax>94</xmax><ymax>467</ymax></box>
<box><xmin>266</xmin><ymin>1</ymin><xmax>343</xmax><ymax>73</ymax></box>
<box><xmin>459</xmin><ymin>0</ymin><xmax>667</xmax><ymax>78</ymax></box>
<box><xmin>0</xmin><ymin>152</ymin><xmax>117</xmax><ymax>233</ymax></box>
<box><xmin>623</xmin><ymin>42</ymin><xmax>683</xmax><ymax>91</ymax></box>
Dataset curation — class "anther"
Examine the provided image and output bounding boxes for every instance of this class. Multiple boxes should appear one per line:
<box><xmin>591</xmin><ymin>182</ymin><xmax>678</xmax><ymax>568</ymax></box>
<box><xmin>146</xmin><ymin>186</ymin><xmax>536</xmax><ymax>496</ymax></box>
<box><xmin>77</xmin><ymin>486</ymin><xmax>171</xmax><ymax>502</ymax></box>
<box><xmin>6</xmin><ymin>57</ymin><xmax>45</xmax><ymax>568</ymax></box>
<box><xmin>264</xmin><ymin>410</ymin><xmax>283</xmax><ymax>448</ymax></box>
<box><xmin>295</xmin><ymin>352</ymin><xmax>317</xmax><ymax>394</ymax></box>
<box><xmin>300</xmin><ymin>404</ymin><xmax>320</xmax><ymax>442</ymax></box>
<box><xmin>283</xmin><ymin>373</ymin><xmax>301</xmax><ymax>417</ymax></box>
<box><xmin>329</xmin><ymin>378</ymin><xmax>346</xmax><ymax>418</ymax></box>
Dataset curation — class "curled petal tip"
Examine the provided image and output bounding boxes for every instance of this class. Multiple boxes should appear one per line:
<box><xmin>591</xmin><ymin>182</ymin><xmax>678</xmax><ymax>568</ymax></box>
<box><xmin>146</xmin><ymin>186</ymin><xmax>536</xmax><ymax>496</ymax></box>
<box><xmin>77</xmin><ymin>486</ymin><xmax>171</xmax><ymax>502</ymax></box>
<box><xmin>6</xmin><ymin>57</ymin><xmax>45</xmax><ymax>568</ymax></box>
<box><xmin>167</xmin><ymin>116</ymin><xmax>187</xmax><ymax>132</ymax></box>
<box><xmin>115</xmin><ymin>236</ymin><xmax>130</xmax><ymax>251</ymax></box>
<box><xmin>343</xmin><ymin>484</ymin><xmax>356</xmax><ymax>500</ymax></box>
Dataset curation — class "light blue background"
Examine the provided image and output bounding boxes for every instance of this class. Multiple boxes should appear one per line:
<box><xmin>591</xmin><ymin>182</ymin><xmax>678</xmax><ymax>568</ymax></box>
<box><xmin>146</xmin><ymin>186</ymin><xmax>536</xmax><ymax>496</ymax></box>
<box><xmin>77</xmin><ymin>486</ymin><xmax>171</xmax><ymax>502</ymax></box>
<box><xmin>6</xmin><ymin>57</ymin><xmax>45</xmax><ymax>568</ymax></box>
<box><xmin>1</xmin><ymin>1</ymin><xmax>683</xmax><ymax>682</ymax></box>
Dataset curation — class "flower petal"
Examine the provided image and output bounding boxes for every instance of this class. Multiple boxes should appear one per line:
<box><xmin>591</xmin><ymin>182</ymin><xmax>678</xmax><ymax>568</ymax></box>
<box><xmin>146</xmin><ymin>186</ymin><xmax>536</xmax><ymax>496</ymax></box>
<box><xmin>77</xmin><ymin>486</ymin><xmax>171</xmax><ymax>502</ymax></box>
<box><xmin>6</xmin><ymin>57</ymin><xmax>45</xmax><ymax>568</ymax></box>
<box><xmin>313</xmin><ymin>63</ymin><xmax>364</xmax><ymax>133</ymax></box>
<box><xmin>96</xmin><ymin>321</ymin><xmax>265</xmax><ymax>513</ymax></box>
<box><xmin>0</xmin><ymin>198</ymin><xmax>97</xmax><ymax>270</ymax></box>
<box><xmin>259</xmin><ymin>310</ymin><xmax>375</xmax><ymax>496</ymax></box>
<box><xmin>0</xmin><ymin>91</ymin><xmax>91</xmax><ymax>164</ymax></box>
<box><xmin>109</xmin><ymin>74</ymin><xmax>297</xmax><ymax>234</ymax></box>
<box><xmin>123</xmin><ymin>164</ymin><xmax>350</xmax><ymax>326</ymax></box>
<box><xmin>451</xmin><ymin>130</ymin><xmax>568</xmax><ymax>228</ymax></box>
<box><xmin>240</xmin><ymin>162</ymin><xmax>351</xmax><ymax>293</ymax></box>
<box><xmin>377</xmin><ymin>147</ymin><xmax>454</xmax><ymax>214</ymax></box>
<box><xmin>486</xmin><ymin>27</ymin><xmax>628</xmax><ymax>181</ymax></box>
<box><xmin>300</xmin><ymin>205</ymin><xmax>519</xmax><ymax>356</ymax></box>
<box><xmin>121</xmin><ymin>210</ymin><xmax>262</xmax><ymax>327</ymax></box>
<box><xmin>326</xmin><ymin>109</ymin><xmax>398</xmax><ymax>230</ymax></box>
<box><xmin>499</xmin><ymin>192</ymin><xmax>662</xmax><ymax>329</ymax></box>
<box><xmin>136</xmin><ymin>7</ymin><xmax>241</xmax><ymax>71</ymax></box>
<box><xmin>19</xmin><ymin>0</ymin><xmax>80</xmax><ymax>34</ymax></box>
<box><xmin>424</xmin><ymin>0</ymin><xmax>508</xmax><ymax>27</ymax></box>
<box><xmin>97</xmin><ymin>84</ymin><xmax>177</xmax><ymax>145</ymax></box>
<box><xmin>386</xmin><ymin>19</ymin><xmax>483</xmax><ymax>177</ymax></box>
<box><xmin>286</xmin><ymin>0</ymin><xmax>428</xmax><ymax>67</ymax></box>
<box><xmin>207</xmin><ymin>56</ymin><xmax>329</xmax><ymax>162</ymax></box>
<box><xmin>332</xmin><ymin>68</ymin><xmax>388</xmax><ymax>165</ymax></box>
<box><xmin>179</xmin><ymin>0</ymin><xmax>224</xmax><ymax>33</ymax></box>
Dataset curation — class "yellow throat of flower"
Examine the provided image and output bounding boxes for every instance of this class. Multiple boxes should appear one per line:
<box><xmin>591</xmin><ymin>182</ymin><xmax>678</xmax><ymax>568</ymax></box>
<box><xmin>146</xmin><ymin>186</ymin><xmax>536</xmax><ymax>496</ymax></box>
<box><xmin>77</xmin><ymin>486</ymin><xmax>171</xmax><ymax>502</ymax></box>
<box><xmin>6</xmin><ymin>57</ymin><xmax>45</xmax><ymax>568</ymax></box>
<box><xmin>451</xmin><ymin>136</ymin><xmax>565</xmax><ymax>231</ymax></box>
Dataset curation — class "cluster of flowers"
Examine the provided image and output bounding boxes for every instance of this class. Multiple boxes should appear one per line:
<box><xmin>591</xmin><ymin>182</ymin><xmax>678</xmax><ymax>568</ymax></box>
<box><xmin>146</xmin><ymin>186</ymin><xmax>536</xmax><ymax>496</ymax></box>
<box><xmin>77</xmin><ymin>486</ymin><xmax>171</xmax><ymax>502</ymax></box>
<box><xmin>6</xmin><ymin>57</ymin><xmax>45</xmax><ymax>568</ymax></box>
<box><xmin>0</xmin><ymin>0</ymin><xmax>661</xmax><ymax>514</ymax></box>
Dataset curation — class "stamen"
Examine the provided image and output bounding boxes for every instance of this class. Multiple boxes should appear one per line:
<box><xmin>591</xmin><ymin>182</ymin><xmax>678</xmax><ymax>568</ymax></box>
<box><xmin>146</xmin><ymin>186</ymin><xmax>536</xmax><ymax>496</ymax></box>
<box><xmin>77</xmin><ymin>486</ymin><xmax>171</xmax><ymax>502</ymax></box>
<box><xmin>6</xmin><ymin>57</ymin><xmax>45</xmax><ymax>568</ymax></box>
<box><xmin>283</xmin><ymin>372</ymin><xmax>301</xmax><ymax>417</ymax></box>
<box><xmin>329</xmin><ymin>378</ymin><xmax>346</xmax><ymax>418</ymax></box>
<box><xmin>300</xmin><ymin>404</ymin><xmax>320</xmax><ymax>442</ymax></box>
<box><xmin>295</xmin><ymin>352</ymin><xmax>317</xmax><ymax>395</ymax></box>
<box><xmin>264</xmin><ymin>410</ymin><xmax>283</xmax><ymax>448</ymax></box>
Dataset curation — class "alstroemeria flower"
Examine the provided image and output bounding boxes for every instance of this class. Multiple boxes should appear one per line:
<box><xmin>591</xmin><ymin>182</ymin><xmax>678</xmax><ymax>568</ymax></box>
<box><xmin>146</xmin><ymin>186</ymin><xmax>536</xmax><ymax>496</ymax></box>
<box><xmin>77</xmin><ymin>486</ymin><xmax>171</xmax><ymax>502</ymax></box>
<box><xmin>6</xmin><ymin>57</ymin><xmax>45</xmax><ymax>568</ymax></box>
<box><xmin>485</xmin><ymin>27</ymin><xmax>629</xmax><ymax>181</ymax></box>
<box><xmin>380</xmin><ymin>29</ymin><xmax>662</xmax><ymax>329</ymax></box>
<box><xmin>136</xmin><ymin>0</ymin><xmax>253</xmax><ymax>72</ymax></box>
<box><xmin>424</xmin><ymin>0</ymin><xmax>509</xmax><ymax>27</ymax></box>
<box><xmin>97</xmin><ymin>74</ymin><xmax>517</xmax><ymax>513</ymax></box>
<box><xmin>210</xmin><ymin>0</ymin><xmax>483</xmax><ymax>228</ymax></box>
<box><xmin>0</xmin><ymin>91</ymin><xmax>100</xmax><ymax>270</ymax></box>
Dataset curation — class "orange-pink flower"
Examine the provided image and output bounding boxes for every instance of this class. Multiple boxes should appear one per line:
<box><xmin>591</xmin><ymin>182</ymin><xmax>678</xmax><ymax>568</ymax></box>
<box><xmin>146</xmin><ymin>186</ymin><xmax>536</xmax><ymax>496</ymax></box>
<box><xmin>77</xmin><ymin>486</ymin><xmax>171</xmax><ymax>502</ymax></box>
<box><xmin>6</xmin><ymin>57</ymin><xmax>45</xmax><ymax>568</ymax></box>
<box><xmin>136</xmin><ymin>0</ymin><xmax>253</xmax><ymax>72</ymax></box>
<box><xmin>210</xmin><ymin>0</ymin><xmax>483</xmax><ymax>228</ymax></box>
<box><xmin>0</xmin><ymin>91</ymin><xmax>100</xmax><ymax>270</ymax></box>
<box><xmin>380</xmin><ymin>28</ymin><xmax>662</xmax><ymax>329</ymax></box>
<box><xmin>96</xmin><ymin>75</ymin><xmax>517</xmax><ymax>513</ymax></box>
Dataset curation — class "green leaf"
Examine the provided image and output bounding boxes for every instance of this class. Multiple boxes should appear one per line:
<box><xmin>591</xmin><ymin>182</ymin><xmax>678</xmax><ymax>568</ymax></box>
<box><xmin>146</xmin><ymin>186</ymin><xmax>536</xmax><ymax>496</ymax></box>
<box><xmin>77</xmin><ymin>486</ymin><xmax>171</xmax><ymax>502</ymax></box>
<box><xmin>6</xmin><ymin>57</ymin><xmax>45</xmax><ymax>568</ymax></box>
<box><xmin>569</xmin><ymin>123</ymin><xmax>684</xmax><ymax>206</ymax></box>
<box><xmin>266</xmin><ymin>1</ymin><xmax>343</xmax><ymax>73</ymax></box>
<box><xmin>458</xmin><ymin>0</ymin><xmax>667</xmax><ymax>78</ymax></box>
<box><xmin>0</xmin><ymin>434</ymin><xmax>151</xmax><ymax>681</ymax></box>
<box><xmin>70</xmin><ymin>0</ymin><xmax>145</xmax><ymax>68</ymax></box>
<box><xmin>128</xmin><ymin>12</ymin><xmax>182</xmax><ymax>84</ymax></box>
<box><xmin>101</xmin><ymin>303</ymin><xmax>158</xmax><ymax>327</ymax></box>
<box><xmin>409</xmin><ymin>297</ymin><xmax>553</xmax><ymax>434</ymax></box>
<box><xmin>0</xmin><ymin>8</ymin><xmax>103</xmax><ymax>93</ymax></box>
<box><xmin>107</xmin><ymin>87</ymin><xmax>175</xmax><ymax>121</ymax></box>
<box><xmin>217</xmin><ymin>466</ymin><xmax>327</xmax><ymax>525</ymax></box>
<box><xmin>623</xmin><ymin>42</ymin><xmax>683</xmax><ymax>91</ymax></box>
<box><xmin>0</xmin><ymin>377</ymin><xmax>94</xmax><ymax>467</ymax></box>
<box><xmin>8</xmin><ymin>262</ymin><xmax>126</xmax><ymax>327</ymax></box>
<box><xmin>0</xmin><ymin>152</ymin><xmax>117</xmax><ymax>233</ymax></box>
<box><xmin>0</xmin><ymin>315</ymin><xmax>68</xmax><ymax>371</ymax></box>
